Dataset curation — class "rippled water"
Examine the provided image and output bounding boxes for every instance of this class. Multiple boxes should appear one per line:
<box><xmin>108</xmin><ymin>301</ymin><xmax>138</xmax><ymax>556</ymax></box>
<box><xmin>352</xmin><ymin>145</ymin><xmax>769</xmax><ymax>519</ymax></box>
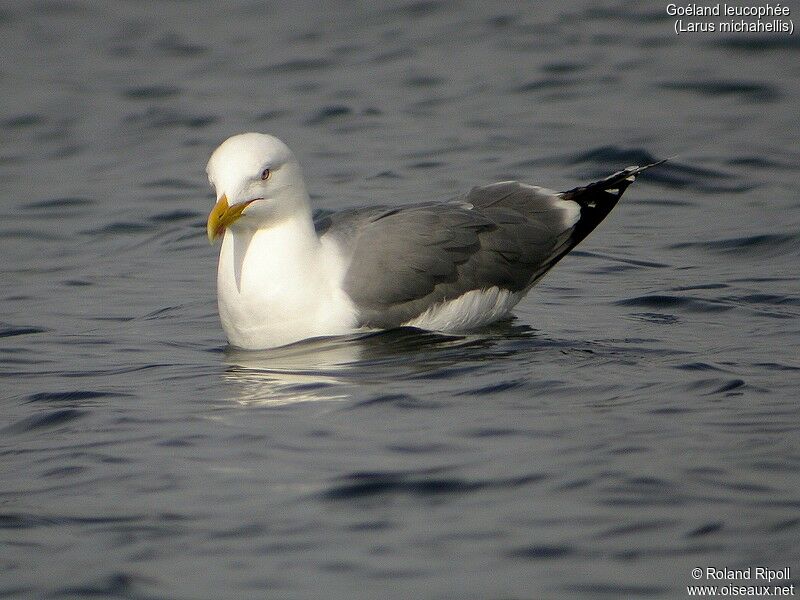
<box><xmin>2</xmin><ymin>1</ymin><xmax>799</xmax><ymax>598</ymax></box>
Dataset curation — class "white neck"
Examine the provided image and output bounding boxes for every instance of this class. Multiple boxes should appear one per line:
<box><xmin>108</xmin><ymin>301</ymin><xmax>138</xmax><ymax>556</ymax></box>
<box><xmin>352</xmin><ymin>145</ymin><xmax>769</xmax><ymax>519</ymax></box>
<box><xmin>216</xmin><ymin>202</ymin><xmax>356</xmax><ymax>349</ymax></box>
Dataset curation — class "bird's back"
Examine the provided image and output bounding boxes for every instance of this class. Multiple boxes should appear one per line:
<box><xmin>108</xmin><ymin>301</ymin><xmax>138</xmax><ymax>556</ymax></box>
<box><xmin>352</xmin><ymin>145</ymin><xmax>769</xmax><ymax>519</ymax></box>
<box><xmin>317</xmin><ymin>163</ymin><xmax>662</xmax><ymax>330</ymax></box>
<box><xmin>206</xmin><ymin>131</ymin><xmax>664</xmax><ymax>347</ymax></box>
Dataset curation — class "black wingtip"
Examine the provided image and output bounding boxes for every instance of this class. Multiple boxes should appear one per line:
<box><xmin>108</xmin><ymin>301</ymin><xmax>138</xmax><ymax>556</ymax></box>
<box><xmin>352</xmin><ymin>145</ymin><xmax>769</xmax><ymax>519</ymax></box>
<box><xmin>552</xmin><ymin>157</ymin><xmax>670</xmax><ymax>251</ymax></box>
<box><xmin>560</xmin><ymin>157</ymin><xmax>670</xmax><ymax>203</ymax></box>
<box><xmin>629</xmin><ymin>157</ymin><xmax>672</xmax><ymax>174</ymax></box>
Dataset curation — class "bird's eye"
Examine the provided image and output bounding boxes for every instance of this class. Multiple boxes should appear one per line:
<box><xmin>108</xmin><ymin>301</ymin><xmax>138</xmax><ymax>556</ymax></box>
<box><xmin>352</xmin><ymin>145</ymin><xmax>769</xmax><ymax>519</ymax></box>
<box><xmin>260</xmin><ymin>168</ymin><xmax>271</xmax><ymax>181</ymax></box>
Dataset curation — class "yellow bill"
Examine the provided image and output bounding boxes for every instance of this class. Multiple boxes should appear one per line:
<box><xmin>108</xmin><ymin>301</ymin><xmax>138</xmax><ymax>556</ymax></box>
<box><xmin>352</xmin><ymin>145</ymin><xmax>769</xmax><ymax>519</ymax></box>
<box><xmin>207</xmin><ymin>195</ymin><xmax>254</xmax><ymax>243</ymax></box>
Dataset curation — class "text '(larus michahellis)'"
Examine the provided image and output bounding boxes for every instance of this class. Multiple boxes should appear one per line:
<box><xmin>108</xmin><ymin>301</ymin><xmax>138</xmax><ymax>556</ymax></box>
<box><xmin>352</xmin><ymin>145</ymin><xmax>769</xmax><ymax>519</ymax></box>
<box><xmin>206</xmin><ymin>133</ymin><xmax>664</xmax><ymax>349</ymax></box>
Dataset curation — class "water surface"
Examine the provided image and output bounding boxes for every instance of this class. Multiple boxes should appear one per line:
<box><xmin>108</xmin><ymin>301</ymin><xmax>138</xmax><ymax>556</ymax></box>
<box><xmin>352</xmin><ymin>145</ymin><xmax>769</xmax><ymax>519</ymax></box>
<box><xmin>2</xmin><ymin>1</ymin><xmax>799</xmax><ymax>598</ymax></box>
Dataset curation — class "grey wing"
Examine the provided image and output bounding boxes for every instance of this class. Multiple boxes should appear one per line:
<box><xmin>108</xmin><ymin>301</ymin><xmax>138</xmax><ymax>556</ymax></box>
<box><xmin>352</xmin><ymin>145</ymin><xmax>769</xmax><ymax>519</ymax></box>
<box><xmin>317</xmin><ymin>188</ymin><xmax>573</xmax><ymax>328</ymax></box>
<box><xmin>318</xmin><ymin>163</ymin><xmax>661</xmax><ymax>328</ymax></box>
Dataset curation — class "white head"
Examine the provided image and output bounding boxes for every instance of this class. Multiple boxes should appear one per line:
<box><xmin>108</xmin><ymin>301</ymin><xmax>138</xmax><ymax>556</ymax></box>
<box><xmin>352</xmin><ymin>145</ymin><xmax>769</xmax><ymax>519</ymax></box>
<box><xmin>206</xmin><ymin>133</ymin><xmax>310</xmax><ymax>242</ymax></box>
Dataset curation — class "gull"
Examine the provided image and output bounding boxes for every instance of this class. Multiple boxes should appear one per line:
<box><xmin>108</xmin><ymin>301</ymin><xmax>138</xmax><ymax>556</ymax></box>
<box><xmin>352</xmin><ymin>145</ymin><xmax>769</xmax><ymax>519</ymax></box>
<box><xmin>206</xmin><ymin>133</ymin><xmax>663</xmax><ymax>349</ymax></box>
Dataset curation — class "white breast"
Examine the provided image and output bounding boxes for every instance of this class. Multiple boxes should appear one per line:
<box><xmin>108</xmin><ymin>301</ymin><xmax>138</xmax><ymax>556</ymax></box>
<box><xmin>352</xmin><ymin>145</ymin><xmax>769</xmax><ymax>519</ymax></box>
<box><xmin>217</xmin><ymin>221</ymin><xmax>357</xmax><ymax>349</ymax></box>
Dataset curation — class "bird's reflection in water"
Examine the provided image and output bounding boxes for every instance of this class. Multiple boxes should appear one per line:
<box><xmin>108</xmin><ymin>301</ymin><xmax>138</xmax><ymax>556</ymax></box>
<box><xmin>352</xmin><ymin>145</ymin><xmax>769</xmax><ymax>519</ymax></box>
<box><xmin>221</xmin><ymin>322</ymin><xmax>539</xmax><ymax>406</ymax></box>
<box><xmin>222</xmin><ymin>334</ymin><xmax>363</xmax><ymax>406</ymax></box>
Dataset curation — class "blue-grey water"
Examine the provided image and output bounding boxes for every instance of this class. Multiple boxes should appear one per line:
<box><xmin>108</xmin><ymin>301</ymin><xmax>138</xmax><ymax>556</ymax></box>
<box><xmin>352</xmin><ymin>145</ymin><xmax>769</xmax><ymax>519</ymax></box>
<box><xmin>2</xmin><ymin>1</ymin><xmax>799</xmax><ymax>598</ymax></box>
